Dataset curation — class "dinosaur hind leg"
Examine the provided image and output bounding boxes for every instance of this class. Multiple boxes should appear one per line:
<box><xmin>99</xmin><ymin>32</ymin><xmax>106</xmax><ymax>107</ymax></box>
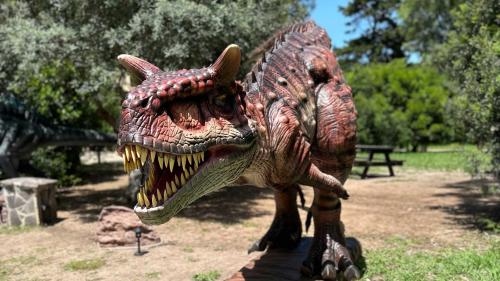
<box><xmin>301</xmin><ymin>188</ymin><xmax>361</xmax><ymax>280</ymax></box>
<box><xmin>248</xmin><ymin>184</ymin><xmax>302</xmax><ymax>253</ymax></box>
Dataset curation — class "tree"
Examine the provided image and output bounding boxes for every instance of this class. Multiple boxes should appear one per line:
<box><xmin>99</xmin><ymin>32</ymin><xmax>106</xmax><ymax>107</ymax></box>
<box><xmin>337</xmin><ymin>0</ymin><xmax>405</xmax><ymax>65</ymax></box>
<box><xmin>0</xmin><ymin>0</ymin><xmax>312</xmax><ymax>182</ymax></box>
<box><xmin>0</xmin><ymin>0</ymin><xmax>311</xmax><ymax>128</ymax></box>
<box><xmin>345</xmin><ymin>59</ymin><xmax>454</xmax><ymax>150</ymax></box>
<box><xmin>433</xmin><ymin>0</ymin><xmax>500</xmax><ymax>179</ymax></box>
<box><xmin>398</xmin><ymin>0</ymin><xmax>464</xmax><ymax>55</ymax></box>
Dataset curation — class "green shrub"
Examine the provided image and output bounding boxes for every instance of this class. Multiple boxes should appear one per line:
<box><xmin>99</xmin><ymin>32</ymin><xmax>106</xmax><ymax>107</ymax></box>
<box><xmin>30</xmin><ymin>147</ymin><xmax>82</xmax><ymax>186</ymax></box>
<box><xmin>345</xmin><ymin>60</ymin><xmax>454</xmax><ymax>150</ymax></box>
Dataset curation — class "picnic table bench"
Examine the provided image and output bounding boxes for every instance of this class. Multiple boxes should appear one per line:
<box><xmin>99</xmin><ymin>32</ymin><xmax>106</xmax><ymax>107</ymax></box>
<box><xmin>354</xmin><ymin>145</ymin><xmax>403</xmax><ymax>179</ymax></box>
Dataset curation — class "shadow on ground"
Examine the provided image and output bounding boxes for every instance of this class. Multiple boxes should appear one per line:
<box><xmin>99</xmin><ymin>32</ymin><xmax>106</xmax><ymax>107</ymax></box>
<box><xmin>57</xmin><ymin>181</ymin><xmax>274</xmax><ymax>224</ymax></box>
<box><xmin>432</xmin><ymin>178</ymin><xmax>499</xmax><ymax>232</ymax></box>
<box><xmin>58</xmin><ymin>186</ymin><xmax>130</xmax><ymax>223</ymax></box>
<box><xmin>177</xmin><ymin>184</ymin><xmax>274</xmax><ymax>224</ymax></box>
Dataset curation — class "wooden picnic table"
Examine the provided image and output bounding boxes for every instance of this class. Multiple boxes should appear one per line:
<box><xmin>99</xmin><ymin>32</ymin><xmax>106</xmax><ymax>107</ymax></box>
<box><xmin>354</xmin><ymin>145</ymin><xmax>403</xmax><ymax>179</ymax></box>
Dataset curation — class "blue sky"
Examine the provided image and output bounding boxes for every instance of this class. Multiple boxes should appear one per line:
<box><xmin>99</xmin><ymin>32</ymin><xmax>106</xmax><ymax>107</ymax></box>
<box><xmin>310</xmin><ymin>0</ymin><xmax>362</xmax><ymax>48</ymax></box>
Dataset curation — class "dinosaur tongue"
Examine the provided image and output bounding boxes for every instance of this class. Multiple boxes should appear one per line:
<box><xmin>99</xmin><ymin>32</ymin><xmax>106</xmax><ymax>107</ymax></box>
<box><xmin>122</xmin><ymin>145</ymin><xmax>206</xmax><ymax>208</ymax></box>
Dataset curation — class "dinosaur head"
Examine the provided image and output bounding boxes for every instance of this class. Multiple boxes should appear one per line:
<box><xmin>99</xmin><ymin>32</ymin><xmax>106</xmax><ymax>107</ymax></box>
<box><xmin>117</xmin><ymin>45</ymin><xmax>257</xmax><ymax>224</ymax></box>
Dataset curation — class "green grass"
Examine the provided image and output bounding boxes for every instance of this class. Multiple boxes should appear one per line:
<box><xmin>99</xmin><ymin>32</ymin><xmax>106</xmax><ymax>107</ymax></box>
<box><xmin>63</xmin><ymin>258</ymin><xmax>105</xmax><ymax>271</ymax></box>
<box><xmin>354</xmin><ymin>144</ymin><xmax>489</xmax><ymax>172</ymax></box>
<box><xmin>0</xmin><ymin>225</ymin><xmax>39</xmax><ymax>235</ymax></box>
<box><xmin>145</xmin><ymin>271</ymin><xmax>161</xmax><ymax>279</ymax></box>
<box><xmin>192</xmin><ymin>270</ymin><xmax>221</xmax><ymax>281</ymax></box>
<box><xmin>0</xmin><ymin>255</ymin><xmax>40</xmax><ymax>280</ymax></box>
<box><xmin>360</xmin><ymin>238</ymin><xmax>500</xmax><ymax>280</ymax></box>
<box><xmin>183</xmin><ymin>246</ymin><xmax>194</xmax><ymax>253</ymax></box>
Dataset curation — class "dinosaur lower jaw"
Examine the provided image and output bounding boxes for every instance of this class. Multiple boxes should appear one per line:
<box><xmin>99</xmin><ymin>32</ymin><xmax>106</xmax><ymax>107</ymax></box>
<box><xmin>120</xmin><ymin>142</ymin><xmax>256</xmax><ymax>224</ymax></box>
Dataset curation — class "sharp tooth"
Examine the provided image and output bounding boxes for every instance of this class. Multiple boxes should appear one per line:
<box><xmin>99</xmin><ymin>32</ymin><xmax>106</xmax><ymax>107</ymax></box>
<box><xmin>181</xmin><ymin>155</ymin><xmax>186</xmax><ymax>170</ymax></box>
<box><xmin>187</xmin><ymin>154</ymin><xmax>192</xmax><ymax>165</ymax></box>
<box><xmin>193</xmin><ymin>154</ymin><xmax>199</xmax><ymax>166</ymax></box>
<box><xmin>123</xmin><ymin>157</ymin><xmax>127</xmax><ymax>172</ymax></box>
<box><xmin>189</xmin><ymin>167</ymin><xmax>194</xmax><ymax>176</ymax></box>
<box><xmin>125</xmin><ymin>146</ymin><xmax>131</xmax><ymax>161</ymax></box>
<box><xmin>140</xmin><ymin>147</ymin><xmax>147</xmax><ymax>165</ymax></box>
<box><xmin>171</xmin><ymin>181</ymin><xmax>177</xmax><ymax>193</ymax></box>
<box><xmin>156</xmin><ymin>189</ymin><xmax>163</xmax><ymax>202</ymax></box>
<box><xmin>180</xmin><ymin>173</ymin><xmax>186</xmax><ymax>185</ymax></box>
<box><xmin>135</xmin><ymin>145</ymin><xmax>141</xmax><ymax>159</ymax></box>
<box><xmin>157</xmin><ymin>189</ymin><xmax>162</xmax><ymax>201</ymax></box>
<box><xmin>150</xmin><ymin>150</ymin><xmax>156</xmax><ymax>163</ymax></box>
<box><xmin>144</xmin><ymin>192</ymin><xmax>150</xmax><ymax>208</ymax></box>
<box><xmin>200</xmin><ymin>152</ymin><xmax>205</xmax><ymax>162</ymax></box>
<box><xmin>164</xmin><ymin>155</ymin><xmax>169</xmax><ymax>170</ymax></box>
<box><xmin>166</xmin><ymin>182</ymin><xmax>173</xmax><ymax>196</ymax></box>
<box><xmin>184</xmin><ymin>169</ymin><xmax>189</xmax><ymax>178</ymax></box>
<box><xmin>174</xmin><ymin>175</ymin><xmax>180</xmax><ymax>186</ymax></box>
<box><xmin>177</xmin><ymin>155</ymin><xmax>181</xmax><ymax>166</ymax></box>
<box><xmin>151</xmin><ymin>194</ymin><xmax>157</xmax><ymax>207</ymax></box>
<box><xmin>131</xmin><ymin>146</ymin><xmax>137</xmax><ymax>162</ymax></box>
<box><xmin>158</xmin><ymin>153</ymin><xmax>164</xmax><ymax>169</ymax></box>
<box><xmin>163</xmin><ymin>188</ymin><xmax>168</xmax><ymax>200</ymax></box>
<box><xmin>169</xmin><ymin>157</ymin><xmax>175</xmax><ymax>172</ymax></box>
<box><xmin>137</xmin><ymin>191</ymin><xmax>144</xmax><ymax>207</ymax></box>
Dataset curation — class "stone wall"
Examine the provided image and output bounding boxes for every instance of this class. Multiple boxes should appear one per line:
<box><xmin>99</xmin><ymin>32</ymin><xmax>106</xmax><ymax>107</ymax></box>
<box><xmin>0</xmin><ymin>177</ymin><xmax>58</xmax><ymax>226</ymax></box>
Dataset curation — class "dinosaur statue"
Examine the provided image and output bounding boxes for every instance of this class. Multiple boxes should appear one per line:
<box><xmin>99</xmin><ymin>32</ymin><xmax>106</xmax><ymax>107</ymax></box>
<box><xmin>0</xmin><ymin>93</ymin><xmax>116</xmax><ymax>178</ymax></box>
<box><xmin>117</xmin><ymin>21</ymin><xmax>359</xmax><ymax>280</ymax></box>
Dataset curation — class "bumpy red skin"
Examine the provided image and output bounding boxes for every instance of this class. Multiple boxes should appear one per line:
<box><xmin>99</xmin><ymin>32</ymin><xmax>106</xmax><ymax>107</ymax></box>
<box><xmin>241</xmin><ymin>21</ymin><xmax>358</xmax><ymax>279</ymax></box>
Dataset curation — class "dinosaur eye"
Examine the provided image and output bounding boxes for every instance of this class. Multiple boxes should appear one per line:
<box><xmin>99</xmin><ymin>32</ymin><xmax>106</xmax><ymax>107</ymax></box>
<box><xmin>210</xmin><ymin>93</ymin><xmax>235</xmax><ymax>116</ymax></box>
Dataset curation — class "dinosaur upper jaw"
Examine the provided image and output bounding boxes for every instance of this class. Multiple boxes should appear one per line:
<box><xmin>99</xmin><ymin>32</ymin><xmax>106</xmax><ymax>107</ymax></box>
<box><xmin>119</xmin><ymin>141</ymin><xmax>256</xmax><ymax>225</ymax></box>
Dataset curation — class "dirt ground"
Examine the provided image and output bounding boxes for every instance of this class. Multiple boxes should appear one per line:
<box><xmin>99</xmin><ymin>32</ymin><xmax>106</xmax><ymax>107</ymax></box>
<box><xmin>1</xmin><ymin>164</ymin><xmax>498</xmax><ymax>281</ymax></box>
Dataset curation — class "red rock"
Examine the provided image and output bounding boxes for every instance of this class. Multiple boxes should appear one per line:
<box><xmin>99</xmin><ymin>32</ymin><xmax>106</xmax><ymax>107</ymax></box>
<box><xmin>96</xmin><ymin>206</ymin><xmax>160</xmax><ymax>247</ymax></box>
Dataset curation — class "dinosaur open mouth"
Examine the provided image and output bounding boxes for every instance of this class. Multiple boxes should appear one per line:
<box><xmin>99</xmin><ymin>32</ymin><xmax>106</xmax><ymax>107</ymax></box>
<box><xmin>121</xmin><ymin>145</ymin><xmax>207</xmax><ymax>209</ymax></box>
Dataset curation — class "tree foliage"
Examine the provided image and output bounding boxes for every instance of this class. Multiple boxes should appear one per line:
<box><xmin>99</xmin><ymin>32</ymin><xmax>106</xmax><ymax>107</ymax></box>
<box><xmin>0</xmin><ymin>0</ymin><xmax>311</xmax><ymax>130</ymax></box>
<box><xmin>337</xmin><ymin>0</ymin><xmax>405</xmax><ymax>65</ymax></box>
<box><xmin>433</xmin><ymin>0</ymin><xmax>500</xmax><ymax>178</ymax></box>
<box><xmin>346</xmin><ymin>60</ymin><xmax>453</xmax><ymax>150</ymax></box>
<box><xmin>0</xmin><ymin>0</ymin><xmax>311</xmax><ymax>182</ymax></box>
<box><xmin>398</xmin><ymin>0</ymin><xmax>463</xmax><ymax>55</ymax></box>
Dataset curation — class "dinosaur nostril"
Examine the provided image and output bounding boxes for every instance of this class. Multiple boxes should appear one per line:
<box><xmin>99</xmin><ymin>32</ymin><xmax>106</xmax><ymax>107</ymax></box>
<box><xmin>140</xmin><ymin>98</ymin><xmax>149</xmax><ymax>108</ymax></box>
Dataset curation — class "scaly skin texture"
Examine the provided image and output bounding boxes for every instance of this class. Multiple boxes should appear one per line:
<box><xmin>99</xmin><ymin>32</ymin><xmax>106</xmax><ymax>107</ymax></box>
<box><xmin>117</xmin><ymin>21</ymin><xmax>359</xmax><ymax>280</ymax></box>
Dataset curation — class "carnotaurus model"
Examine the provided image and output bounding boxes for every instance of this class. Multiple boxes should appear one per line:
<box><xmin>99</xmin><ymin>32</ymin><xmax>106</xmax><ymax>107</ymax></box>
<box><xmin>117</xmin><ymin>21</ymin><xmax>360</xmax><ymax>280</ymax></box>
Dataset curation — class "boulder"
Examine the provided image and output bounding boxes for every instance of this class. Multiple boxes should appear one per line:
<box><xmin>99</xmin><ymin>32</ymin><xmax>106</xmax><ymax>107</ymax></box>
<box><xmin>96</xmin><ymin>205</ymin><xmax>160</xmax><ymax>247</ymax></box>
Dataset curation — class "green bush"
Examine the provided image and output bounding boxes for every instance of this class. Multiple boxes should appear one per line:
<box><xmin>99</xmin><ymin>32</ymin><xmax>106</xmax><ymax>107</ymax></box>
<box><xmin>345</xmin><ymin>60</ymin><xmax>454</xmax><ymax>150</ymax></box>
<box><xmin>30</xmin><ymin>147</ymin><xmax>82</xmax><ymax>186</ymax></box>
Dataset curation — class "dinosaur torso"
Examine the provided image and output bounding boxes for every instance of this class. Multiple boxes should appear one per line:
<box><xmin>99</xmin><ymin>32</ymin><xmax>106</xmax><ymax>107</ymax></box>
<box><xmin>241</xmin><ymin>22</ymin><xmax>356</xmax><ymax>188</ymax></box>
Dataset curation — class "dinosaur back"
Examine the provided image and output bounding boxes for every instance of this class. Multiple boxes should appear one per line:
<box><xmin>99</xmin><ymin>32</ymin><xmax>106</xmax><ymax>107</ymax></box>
<box><xmin>243</xmin><ymin>21</ymin><xmax>337</xmax><ymax>141</ymax></box>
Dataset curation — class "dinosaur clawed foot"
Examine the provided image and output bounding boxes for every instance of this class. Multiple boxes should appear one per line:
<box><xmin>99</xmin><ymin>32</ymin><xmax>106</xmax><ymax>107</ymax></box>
<box><xmin>302</xmin><ymin>234</ymin><xmax>361</xmax><ymax>281</ymax></box>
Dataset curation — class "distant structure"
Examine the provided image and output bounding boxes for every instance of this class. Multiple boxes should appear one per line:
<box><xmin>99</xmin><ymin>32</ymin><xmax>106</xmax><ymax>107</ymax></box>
<box><xmin>0</xmin><ymin>93</ymin><xmax>116</xmax><ymax>177</ymax></box>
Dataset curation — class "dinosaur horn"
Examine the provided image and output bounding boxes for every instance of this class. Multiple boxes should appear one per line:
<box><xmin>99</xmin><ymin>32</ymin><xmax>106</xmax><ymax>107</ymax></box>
<box><xmin>212</xmin><ymin>44</ymin><xmax>241</xmax><ymax>85</ymax></box>
<box><xmin>117</xmin><ymin>54</ymin><xmax>161</xmax><ymax>82</ymax></box>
